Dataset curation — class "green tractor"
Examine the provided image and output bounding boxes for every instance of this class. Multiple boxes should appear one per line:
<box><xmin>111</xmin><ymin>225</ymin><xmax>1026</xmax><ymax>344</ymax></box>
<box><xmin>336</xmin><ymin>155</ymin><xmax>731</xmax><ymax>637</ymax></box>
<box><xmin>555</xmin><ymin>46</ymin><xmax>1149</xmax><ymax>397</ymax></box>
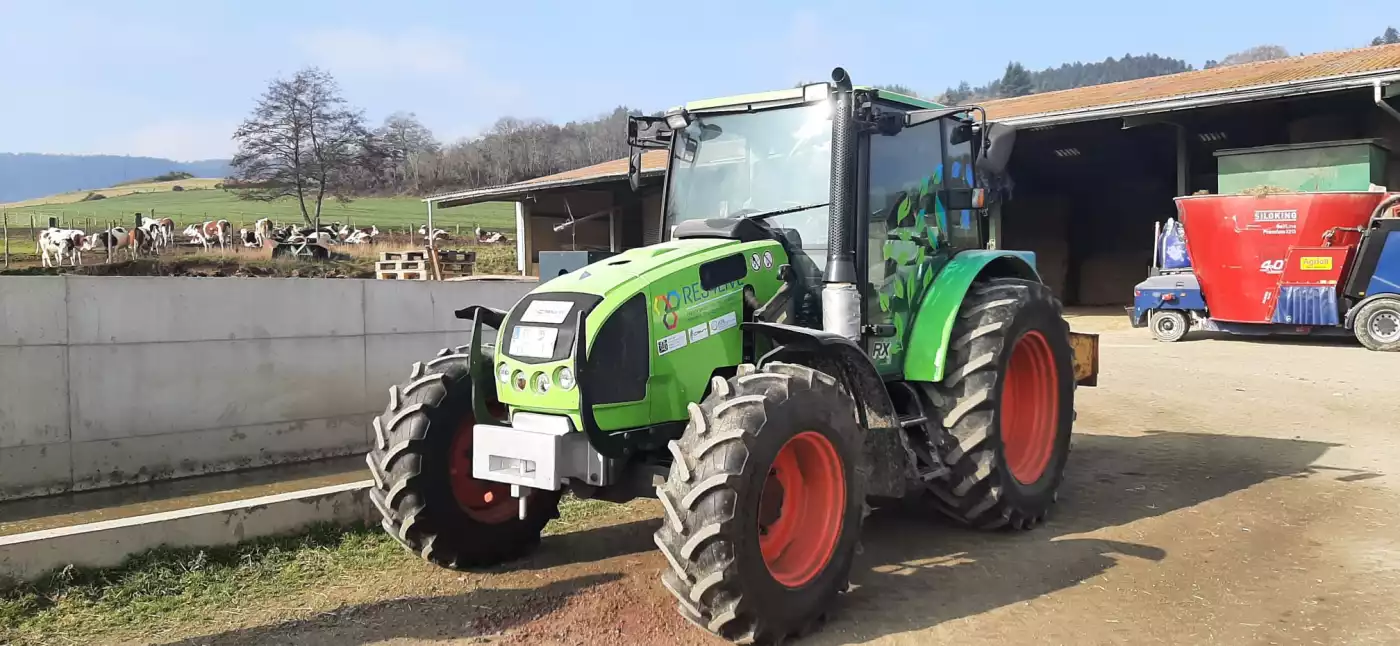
<box><xmin>367</xmin><ymin>68</ymin><xmax>1100</xmax><ymax>644</ymax></box>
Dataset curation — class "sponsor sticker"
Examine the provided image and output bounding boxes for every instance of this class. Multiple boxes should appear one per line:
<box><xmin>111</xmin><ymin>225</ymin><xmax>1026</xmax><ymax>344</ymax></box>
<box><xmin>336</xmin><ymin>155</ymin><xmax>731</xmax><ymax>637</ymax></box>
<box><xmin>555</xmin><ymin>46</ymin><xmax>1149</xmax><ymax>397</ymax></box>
<box><xmin>520</xmin><ymin>300</ymin><xmax>573</xmax><ymax>324</ymax></box>
<box><xmin>509</xmin><ymin>326</ymin><xmax>558</xmax><ymax>359</ymax></box>
<box><xmin>657</xmin><ymin>330</ymin><xmax>688</xmax><ymax>356</ymax></box>
<box><xmin>1300</xmin><ymin>256</ymin><xmax>1333</xmax><ymax>271</ymax></box>
<box><xmin>688</xmin><ymin>323</ymin><xmax>709</xmax><ymax>343</ymax></box>
<box><xmin>709</xmin><ymin>311</ymin><xmax>738</xmax><ymax>335</ymax></box>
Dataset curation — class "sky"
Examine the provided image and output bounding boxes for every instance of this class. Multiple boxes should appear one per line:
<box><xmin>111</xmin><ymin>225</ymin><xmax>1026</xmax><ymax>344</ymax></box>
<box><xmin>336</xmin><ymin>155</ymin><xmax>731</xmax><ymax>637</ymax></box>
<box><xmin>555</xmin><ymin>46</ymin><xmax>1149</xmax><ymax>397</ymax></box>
<box><xmin>0</xmin><ymin>0</ymin><xmax>1394</xmax><ymax>161</ymax></box>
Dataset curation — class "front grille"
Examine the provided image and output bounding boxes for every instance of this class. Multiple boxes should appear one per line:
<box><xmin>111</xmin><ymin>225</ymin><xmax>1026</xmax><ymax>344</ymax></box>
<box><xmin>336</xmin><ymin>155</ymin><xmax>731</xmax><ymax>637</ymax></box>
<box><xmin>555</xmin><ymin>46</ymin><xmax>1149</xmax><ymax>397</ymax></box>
<box><xmin>585</xmin><ymin>293</ymin><xmax>649</xmax><ymax>404</ymax></box>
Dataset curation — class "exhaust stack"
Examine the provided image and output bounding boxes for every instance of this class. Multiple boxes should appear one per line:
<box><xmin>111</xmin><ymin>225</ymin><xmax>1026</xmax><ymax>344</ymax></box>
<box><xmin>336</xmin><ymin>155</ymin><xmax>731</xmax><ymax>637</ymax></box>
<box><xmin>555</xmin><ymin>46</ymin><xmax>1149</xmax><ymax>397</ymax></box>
<box><xmin>822</xmin><ymin>67</ymin><xmax>860</xmax><ymax>340</ymax></box>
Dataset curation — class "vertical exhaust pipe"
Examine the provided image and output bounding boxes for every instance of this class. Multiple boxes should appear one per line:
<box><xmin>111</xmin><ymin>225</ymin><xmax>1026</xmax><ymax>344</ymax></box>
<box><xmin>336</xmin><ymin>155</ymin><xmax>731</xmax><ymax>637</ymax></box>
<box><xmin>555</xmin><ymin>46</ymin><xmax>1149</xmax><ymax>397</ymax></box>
<box><xmin>823</xmin><ymin>67</ymin><xmax>860</xmax><ymax>340</ymax></box>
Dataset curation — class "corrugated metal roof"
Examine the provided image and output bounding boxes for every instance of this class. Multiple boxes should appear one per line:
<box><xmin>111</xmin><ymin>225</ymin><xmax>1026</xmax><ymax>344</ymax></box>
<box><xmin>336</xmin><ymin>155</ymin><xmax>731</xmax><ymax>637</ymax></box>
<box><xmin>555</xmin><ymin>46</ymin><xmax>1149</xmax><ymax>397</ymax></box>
<box><xmin>982</xmin><ymin>43</ymin><xmax>1400</xmax><ymax>123</ymax></box>
<box><xmin>426</xmin><ymin>149</ymin><xmax>668</xmax><ymax>207</ymax></box>
<box><xmin>430</xmin><ymin>44</ymin><xmax>1400</xmax><ymax>207</ymax></box>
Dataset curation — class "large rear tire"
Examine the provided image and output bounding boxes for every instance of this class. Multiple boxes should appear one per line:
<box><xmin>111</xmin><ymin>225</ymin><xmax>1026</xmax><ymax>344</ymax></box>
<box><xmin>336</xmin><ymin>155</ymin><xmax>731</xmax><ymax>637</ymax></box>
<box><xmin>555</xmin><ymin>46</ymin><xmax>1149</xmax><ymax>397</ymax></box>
<box><xmin>366</xmin><ymin>345</ymin><xmax>561</xmax><ymax>569</ymax></box>
<box><xmin>1353</xmin><ymin>297</ymin><xmax>1400</xmax><ymax>351</ymax></box>
<box><xmin>655</xmin><ymin>363</ymin><xmax>864</xmax><ymax>644</ymax></box>
<box><xmin>923</xmin><ymin>278</ymin><xmax>1075</xmax><ymax>530</ymax></box>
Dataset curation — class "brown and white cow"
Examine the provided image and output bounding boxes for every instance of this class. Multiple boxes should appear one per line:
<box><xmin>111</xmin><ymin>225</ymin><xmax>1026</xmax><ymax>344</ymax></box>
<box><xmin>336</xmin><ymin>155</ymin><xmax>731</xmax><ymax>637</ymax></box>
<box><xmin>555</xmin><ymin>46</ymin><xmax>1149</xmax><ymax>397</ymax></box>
<box><xmin>39</xmin><ymin>228</ymin><xmax>86</xmax><ymax>267</ymax></box>
<box><xmin>182</xmin><ymin>220</ymin><xmax>232</xmax><ymax>251</ymax></box>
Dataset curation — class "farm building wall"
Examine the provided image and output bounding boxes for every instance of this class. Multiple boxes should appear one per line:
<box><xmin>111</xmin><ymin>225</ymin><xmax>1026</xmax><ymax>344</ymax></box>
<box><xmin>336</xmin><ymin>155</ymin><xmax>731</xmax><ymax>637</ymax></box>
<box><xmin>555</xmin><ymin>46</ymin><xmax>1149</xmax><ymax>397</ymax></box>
<box><xmin>0</xmin><ymin>276</ymin><xmax>535</xmax><ymax>501</ymax></box>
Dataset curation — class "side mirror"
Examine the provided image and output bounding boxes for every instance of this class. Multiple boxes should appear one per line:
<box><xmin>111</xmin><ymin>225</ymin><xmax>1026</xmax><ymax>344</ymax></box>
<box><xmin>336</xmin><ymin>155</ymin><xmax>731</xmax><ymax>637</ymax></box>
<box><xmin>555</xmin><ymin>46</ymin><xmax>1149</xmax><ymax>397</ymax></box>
<box><xmin>940</xmin><ymin>187</ymin><xmax>986</xmax><ymax>211</ymax></box>
<box><xmin>975</xmin><ymin>122</ymin><xmax>1017</xmax><ymax>177</ymax></box>
<box><xmin>948</xmin><ymin>121</ymin><xmax>975</xmax><ymax>146</ymax></box>
<box><xmin>628</xmin><ymin>150</ymin><xmax>644</xmax><ymax>193</ymax></box>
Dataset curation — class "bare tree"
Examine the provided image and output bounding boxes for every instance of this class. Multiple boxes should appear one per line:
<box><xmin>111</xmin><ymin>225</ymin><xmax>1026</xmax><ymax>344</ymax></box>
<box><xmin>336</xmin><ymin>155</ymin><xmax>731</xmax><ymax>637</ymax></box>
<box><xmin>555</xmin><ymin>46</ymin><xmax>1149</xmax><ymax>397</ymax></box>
<box><xmin>376</xmin><ymin>112</ymin><xmax>440</xmax><ymax>191</ymax></box>
<box><xmin>228</xmin><ymin>67</ymin><xmax>369</xmax><ymax>224</ymax></box>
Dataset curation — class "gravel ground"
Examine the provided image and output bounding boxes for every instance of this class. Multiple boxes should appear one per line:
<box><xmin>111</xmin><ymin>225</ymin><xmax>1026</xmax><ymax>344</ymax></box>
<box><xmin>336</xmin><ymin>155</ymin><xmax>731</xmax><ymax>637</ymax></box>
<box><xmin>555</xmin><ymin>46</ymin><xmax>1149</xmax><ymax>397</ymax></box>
<box><xmin>156</xmin><ymin>314</ymin><xmax>1400</xmax><ymax>646</ymax></box>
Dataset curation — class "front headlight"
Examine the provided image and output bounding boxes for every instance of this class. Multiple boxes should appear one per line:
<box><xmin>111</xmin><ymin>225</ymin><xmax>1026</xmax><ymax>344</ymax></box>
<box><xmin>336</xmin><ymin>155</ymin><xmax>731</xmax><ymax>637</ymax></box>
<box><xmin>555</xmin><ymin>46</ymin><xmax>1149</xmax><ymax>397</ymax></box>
<box><xmin>512</xmin><ymin>370</ymin><xmax>527</xmax><ymax>391</ymax></box>
<box><xmin>497</xmin><ymin>363</ymin><xmax>511</xmax><ymax>384</ymax></box>
<box><xmin>533</xmin><ymin>372</ymin><xmax>551</xmax><ymax>394</ymax></box>
<box><xmin>555</xmin><ymin>366</ymin><xmax>575</xmax><ymax>390</ymax></box>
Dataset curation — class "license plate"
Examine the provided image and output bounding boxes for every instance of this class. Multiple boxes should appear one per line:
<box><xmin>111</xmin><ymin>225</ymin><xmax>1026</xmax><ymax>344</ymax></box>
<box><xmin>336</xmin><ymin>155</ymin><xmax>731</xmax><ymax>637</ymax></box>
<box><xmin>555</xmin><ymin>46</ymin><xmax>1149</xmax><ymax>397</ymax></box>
<box><xmin>509</xmin><ymin>325</ymin><xmax>558</xmax><ymax>359</ymax></box>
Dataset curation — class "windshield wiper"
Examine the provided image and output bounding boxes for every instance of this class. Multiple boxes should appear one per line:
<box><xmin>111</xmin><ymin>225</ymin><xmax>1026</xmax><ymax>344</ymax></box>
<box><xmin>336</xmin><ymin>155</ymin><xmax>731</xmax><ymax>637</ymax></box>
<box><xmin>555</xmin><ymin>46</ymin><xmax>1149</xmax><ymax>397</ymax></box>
<box><xmin>736</xmin><ymin>201</ymin><xmax>830</xmax><ymax>222</ymax></box>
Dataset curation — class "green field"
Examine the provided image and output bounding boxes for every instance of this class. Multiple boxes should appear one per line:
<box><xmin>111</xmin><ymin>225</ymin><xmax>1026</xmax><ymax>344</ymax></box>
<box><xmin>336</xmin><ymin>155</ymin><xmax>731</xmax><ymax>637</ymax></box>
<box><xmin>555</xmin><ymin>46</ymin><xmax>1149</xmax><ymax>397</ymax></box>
<box><xmin>1</xmin><ymin>184</ymin><xmax>513</xmax><ymax>232</ymax></box>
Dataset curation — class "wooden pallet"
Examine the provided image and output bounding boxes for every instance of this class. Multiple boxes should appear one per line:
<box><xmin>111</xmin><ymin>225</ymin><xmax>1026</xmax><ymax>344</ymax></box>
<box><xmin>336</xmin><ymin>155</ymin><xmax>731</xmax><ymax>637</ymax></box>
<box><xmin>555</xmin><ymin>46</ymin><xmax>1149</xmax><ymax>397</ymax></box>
<box><xmin>376</xmin><ymin>249</ymin><xmax>476</xmax><ymax>280</ymax></box>
<box><xmin>380</xmin><ymin>250</ymin><xmax>428</xmax><ymax>262</ymax></box>
<box><xmin>376</xmin><ymin>269</ymin><xmax>429</xmax><ymax>281</ymax></box>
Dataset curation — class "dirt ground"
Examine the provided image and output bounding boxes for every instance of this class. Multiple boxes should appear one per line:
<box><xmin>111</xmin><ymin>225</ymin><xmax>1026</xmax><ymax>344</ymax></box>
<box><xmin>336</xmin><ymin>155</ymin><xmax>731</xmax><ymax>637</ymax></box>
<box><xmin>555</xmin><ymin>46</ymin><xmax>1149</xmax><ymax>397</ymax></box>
<box><xmin>150</xmin><ymin>314</ymin><xmax>1400</xmax><ymax>646</ymax></box>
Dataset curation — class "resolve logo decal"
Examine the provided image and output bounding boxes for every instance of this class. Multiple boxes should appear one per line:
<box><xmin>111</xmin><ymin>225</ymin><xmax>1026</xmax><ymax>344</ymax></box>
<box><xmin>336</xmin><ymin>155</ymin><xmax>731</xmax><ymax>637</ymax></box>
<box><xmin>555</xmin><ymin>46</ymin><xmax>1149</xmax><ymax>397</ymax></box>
<box><xmin>653</xmin><ymin>280</ymin><xmax>743</xmax><ymax>331</ymax></box>
<box><xmin>653</xmin><ymin>291</ymin><xmax>681</xmax><ymax>330</ymax></box>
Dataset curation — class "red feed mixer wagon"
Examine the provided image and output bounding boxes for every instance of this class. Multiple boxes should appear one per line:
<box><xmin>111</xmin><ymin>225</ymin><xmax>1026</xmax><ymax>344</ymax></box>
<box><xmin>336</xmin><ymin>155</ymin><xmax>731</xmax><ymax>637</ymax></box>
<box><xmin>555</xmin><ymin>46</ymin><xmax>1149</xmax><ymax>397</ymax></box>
<box><xmin>1131</xmin><ymin>191</ymin><xmax>1400</xmax><ymax>350</ymax></box>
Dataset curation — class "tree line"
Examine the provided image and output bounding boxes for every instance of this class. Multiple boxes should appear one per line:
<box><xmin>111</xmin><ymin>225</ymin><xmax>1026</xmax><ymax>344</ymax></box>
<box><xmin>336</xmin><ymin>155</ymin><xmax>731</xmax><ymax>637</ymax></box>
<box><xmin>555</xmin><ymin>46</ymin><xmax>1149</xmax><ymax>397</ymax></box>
<box><xmin>228</xmin><ymin>67</ymin><xmax>637</xmax><ymax>224</ymax></box>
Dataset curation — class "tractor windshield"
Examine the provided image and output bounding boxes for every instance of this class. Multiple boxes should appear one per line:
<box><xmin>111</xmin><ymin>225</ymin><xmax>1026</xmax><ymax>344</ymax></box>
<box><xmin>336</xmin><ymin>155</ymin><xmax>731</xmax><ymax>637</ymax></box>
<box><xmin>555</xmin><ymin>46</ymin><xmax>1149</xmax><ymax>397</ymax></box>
<box><xmin>665</xmin><ymin>103</ymin><xmax>832</xmax><ymax>257</ymax></box>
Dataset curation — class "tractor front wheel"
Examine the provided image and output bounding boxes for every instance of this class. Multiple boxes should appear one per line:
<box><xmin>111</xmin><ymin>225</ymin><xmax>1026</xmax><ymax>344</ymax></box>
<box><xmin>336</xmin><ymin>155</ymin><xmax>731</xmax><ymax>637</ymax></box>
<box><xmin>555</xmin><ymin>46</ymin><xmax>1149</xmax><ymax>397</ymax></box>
<box><xmin>924</xmin><ymin>278</ymin><xmax>1075</xmax><ymax>530</ymax></box>
<box><xmin>366</xmin><ymin>346</ymin><xmax>561</xmax><ymax>569</ymax></box>
<box><xmin>655</xmin><ymin>363</ymin><xmax>864</xmax><ymax>644</ymax></box>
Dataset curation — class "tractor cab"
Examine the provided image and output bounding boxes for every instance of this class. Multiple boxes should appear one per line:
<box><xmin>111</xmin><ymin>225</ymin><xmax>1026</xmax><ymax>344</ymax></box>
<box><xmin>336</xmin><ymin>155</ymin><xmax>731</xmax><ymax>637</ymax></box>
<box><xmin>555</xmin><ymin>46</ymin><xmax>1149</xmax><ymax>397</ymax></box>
<box><xmin>627</xmin><ymin>74</ymin><xmax>1019</xmax><ymax>374</ymax></box>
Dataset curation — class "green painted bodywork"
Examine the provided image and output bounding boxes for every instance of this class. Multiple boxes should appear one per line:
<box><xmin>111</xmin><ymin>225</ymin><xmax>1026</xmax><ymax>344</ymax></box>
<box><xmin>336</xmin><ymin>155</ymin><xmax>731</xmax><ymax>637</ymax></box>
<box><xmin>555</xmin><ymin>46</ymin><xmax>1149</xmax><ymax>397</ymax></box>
<box><xmin>683</xmin><ymin>87</ymin><xmax>942</xmax><ymax>113</ymax></box>
<box><xmin>495</xmin><ymin>237</ymin><xmax>787</xmax><ymax>432</ymax></box>
<box><xmin>902</xmin><ymin>250</ymin><xmax>1039</xmax><ymax>383</ymax></box>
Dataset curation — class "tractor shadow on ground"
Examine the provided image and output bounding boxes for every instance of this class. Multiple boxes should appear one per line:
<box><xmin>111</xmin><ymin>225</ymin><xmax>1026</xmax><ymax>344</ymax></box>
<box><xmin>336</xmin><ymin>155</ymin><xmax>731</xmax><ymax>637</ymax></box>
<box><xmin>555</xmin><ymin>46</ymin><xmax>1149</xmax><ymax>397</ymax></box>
<box><xmin>154</xmin><ymin>572</ymin><xmax>622</xmax><ymax>646</ymax></box>
<box><xmin>806</xmin><ymin>430</ymin><xmax>1350</xmax><ymax>644</ymax></box>
<box><xmin>504</xmin><ymin>516</ymin><xmax>664</xmax><ymax>572</ymax></box>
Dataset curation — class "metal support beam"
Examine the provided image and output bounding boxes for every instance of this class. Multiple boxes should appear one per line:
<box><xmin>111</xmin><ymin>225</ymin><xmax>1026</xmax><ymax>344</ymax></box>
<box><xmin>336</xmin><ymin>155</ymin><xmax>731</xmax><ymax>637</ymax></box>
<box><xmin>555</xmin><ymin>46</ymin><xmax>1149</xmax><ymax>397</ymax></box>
<box><xmin>1175</xmin><ymin>124</ymin><xmax>1190</xmax><ymax>197</ymax></box>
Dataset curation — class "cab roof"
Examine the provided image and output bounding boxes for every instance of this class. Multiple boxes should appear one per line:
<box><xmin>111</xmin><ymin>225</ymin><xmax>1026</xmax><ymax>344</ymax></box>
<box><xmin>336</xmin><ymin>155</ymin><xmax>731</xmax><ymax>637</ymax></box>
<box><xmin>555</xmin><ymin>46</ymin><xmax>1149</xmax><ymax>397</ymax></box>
<box><xmin>683</xmin><ymin>86</ymin><xmax>943</xmax><ymax>112</ymax></box>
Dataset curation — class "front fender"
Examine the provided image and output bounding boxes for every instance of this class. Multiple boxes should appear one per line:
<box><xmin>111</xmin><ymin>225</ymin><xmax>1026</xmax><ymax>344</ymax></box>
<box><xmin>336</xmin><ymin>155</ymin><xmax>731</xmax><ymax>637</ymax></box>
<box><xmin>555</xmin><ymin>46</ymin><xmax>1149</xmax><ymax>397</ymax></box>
<box><xmin>903</xmin><ymin>250</ymin><xmax>1039</xmax><ymax>382</ymax></box>
<box><xmin>744</xmin><ymin>322</ymin><xmax>912</xmax><ymax>498</ymax></box>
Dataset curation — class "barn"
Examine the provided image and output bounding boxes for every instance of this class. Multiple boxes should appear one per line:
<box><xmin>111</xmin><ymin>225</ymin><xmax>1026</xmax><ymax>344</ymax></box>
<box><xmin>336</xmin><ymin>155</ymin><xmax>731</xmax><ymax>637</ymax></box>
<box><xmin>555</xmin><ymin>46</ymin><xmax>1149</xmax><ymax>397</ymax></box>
<box><xmin>425</xmin><ymin>44</ymin><xmax>1400</xmax><ymax>305</ymax></box>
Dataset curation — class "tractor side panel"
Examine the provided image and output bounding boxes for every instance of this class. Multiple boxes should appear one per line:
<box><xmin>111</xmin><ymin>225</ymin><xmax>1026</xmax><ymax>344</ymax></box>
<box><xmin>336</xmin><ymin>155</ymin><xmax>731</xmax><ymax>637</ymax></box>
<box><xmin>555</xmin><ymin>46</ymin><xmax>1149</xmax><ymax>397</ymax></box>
<box><xmin>901</xmin><ymin>250</ymin><xmax>1040</xmax><ymax>383</ymax></box>
<box><xmin>641</xmin><ymin>243</ymin><xmax>787</xmax><ymax>425</ymax></box>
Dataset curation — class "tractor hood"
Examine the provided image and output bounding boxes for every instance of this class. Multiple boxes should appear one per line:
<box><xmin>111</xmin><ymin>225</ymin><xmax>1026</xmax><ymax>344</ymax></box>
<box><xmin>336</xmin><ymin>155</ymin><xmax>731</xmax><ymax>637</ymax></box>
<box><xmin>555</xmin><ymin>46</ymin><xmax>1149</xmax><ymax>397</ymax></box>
<box><xmin>494</xmin><ymin>233</ymin><xmax>789</xmax><ymax>436</ymax></box>
<box><xmin>531</xmin><ymin>237</ymin><xmax>737</xmax><ymax>300</ymax></box>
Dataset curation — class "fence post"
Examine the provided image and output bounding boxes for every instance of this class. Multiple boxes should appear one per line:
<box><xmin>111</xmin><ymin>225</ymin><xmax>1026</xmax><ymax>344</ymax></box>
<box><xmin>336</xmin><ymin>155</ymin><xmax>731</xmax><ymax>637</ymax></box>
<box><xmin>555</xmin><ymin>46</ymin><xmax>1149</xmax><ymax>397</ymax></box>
<box><xmin>3</xmin><ymin>211</ymin><xmax>9</xmax><ymax>269</ymax></box>
<box><xmin>106</xmin><ymin>221</ymin><xmax>113</xmax><ymax>264</ymax></box>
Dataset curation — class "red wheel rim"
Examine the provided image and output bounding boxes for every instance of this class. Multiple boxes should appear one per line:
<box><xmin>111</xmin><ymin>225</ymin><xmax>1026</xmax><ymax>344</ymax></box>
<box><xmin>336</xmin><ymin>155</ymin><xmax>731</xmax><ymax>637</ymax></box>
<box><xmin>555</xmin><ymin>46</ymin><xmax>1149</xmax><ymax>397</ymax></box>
<box><xmin>448</xmin><ymin>412</ymin><xmax>516</xmax><ymax>524</ymax></box>
<box><xmin>1000</xmin><ymin>330</ymin><xmax>1060</xmax><ymax>485</ymax></box>
<box><xmin>758</xmin><ymin>431</ymin><xmax>846</xmax><ymax>588</ymax></box>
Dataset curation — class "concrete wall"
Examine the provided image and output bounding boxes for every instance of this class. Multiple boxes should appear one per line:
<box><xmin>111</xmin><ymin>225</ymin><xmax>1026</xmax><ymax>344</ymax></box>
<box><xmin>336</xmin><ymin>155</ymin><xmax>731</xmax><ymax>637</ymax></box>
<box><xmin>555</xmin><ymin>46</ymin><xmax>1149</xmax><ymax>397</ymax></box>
<box><xmin>0</xmin><ymin>276</ymin><xmax>534</xmax><ymax>501</ymax></box>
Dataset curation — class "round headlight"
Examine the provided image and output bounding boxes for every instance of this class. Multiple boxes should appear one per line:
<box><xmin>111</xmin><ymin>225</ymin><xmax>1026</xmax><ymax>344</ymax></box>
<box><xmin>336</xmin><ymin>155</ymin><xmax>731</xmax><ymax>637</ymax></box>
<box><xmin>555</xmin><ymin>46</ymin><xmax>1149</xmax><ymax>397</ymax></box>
<box><xmin>512</xmin><ymin>370</ymin><xmax>527</xmax><ymax>391</ymax></box>
<box><xmin>533</xmin><ymin>372</ymin><xmax>551</xmax><ymax>394</ymax></box>
<box><xmin>555</xmin><ymin>366</ymin><xmax>575</xmax><ymax>390</ymax></box>
<box><xmin>497</xmin><ymin>363</ymin><xmax>511</xmax><ymax>384</ymax></box>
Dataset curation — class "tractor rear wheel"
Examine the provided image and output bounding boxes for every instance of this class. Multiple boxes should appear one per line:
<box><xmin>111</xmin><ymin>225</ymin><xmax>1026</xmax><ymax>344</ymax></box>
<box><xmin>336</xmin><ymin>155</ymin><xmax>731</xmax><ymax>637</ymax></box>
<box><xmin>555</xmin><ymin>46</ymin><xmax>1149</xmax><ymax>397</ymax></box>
<box><xmin>366</xmin><ymin>346</ymin><xmax>561</xmax><ymax>569</ymax></box>
<box><xmin>924</xmin><ymin>278</ymin><xmax>1075</xmax><ymax>530</ymax></box>
<box><xmin>655</xmin><ymin>363</ymin><xmax>864</xmax><ymax>644</ymax></box>
<box><xmin>1353</xmin><ymin>297</ymin><xmax>1400</xmax><ymax>351</ymax></box>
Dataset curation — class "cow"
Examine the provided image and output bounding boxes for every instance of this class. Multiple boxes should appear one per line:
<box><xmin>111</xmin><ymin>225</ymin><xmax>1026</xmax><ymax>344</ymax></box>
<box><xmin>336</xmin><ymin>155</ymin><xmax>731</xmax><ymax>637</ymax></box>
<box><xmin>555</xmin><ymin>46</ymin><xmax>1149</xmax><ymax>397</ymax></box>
<box><xmin>39</xmin><ymin>228</ymin><xmax>86</xmax><ymax>267</ymax></box>
<box><xmin>182</xmin><ymin>220</ymin><xmax>232</xmax><ymax>251</ymax></box>
<box><xmin>139</xmin><ymin>217</ymin><xmax>174</xmax><ymax>253</ymax></box>
<box><xmin>419</xmin><ymin>226</ymin><xmax>450</xmax><ymax>244</ymax></box>
<box><xmin>253</xmin><ymin>218</ymin><xmax>273</xmax><ymax>247</ymax></box>
<box><xmin>83</xmin><ymin>227</ymin><xmax>150</xmax><ymax>261</ymax></box>
<box><xmin>238</xmin><ymin>228</ymin><xmax>260</xmax><ymax>248</ymax></box>
<box><xmin>344</xmin><ymin>225</ymin><xmax>379</xmax><ymax>245</ymax></box>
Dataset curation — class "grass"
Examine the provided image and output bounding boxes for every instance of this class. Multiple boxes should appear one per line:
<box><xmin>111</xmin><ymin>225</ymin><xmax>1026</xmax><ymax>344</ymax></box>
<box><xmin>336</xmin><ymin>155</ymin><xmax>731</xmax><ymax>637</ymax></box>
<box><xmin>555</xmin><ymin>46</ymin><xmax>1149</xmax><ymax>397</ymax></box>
<box><xmin>0</xmin><ymin>183</ymin><xmax>514</xmax><ymax>232</ymax></box>
<box><xmin>0</xmin><ymin>497</ymin><xmax>646</xmax><ymax>645</ymax></box>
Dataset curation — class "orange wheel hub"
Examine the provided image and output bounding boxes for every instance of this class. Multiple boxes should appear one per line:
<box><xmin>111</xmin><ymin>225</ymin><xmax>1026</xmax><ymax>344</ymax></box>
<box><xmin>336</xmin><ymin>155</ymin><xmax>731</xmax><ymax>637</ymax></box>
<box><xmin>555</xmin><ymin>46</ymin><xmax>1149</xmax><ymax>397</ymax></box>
<box><xmin>758</xmin><ymin>431</ymin><xmax>846</xmax><ymax>588</ymax></box>
<box><xmin>1000</xmin><ymin>330</ymin><xmax>1060</xmax><ymax>485</ymax></box>
<box><xmin>449</xmin><ymin>414</ymin><xmax>516</xmax><ymax>524</ymax></box>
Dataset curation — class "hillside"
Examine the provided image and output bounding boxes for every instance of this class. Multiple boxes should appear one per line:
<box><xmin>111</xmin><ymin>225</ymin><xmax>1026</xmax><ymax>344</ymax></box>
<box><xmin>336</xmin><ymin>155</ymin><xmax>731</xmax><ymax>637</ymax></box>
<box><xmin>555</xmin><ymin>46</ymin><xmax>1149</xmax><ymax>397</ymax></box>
<box><xmin>0</xmin><ymin>182</ymin><xmax>513</xmax><ymax>231</ymax></box>
<box><xmin>0</xmin><ymin>153</ymin><xmax>230</xmax><ymax>203</ymax></box>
